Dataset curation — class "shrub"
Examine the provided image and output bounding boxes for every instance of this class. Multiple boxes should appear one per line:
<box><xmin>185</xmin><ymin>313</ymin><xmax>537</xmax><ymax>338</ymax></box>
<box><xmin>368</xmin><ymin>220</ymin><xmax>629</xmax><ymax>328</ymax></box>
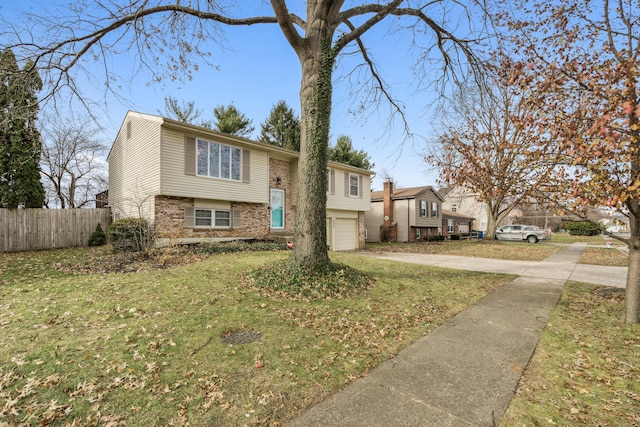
<box><xmin>108</xmin><ymin>217</ymin><xmax>154</xmax><ymax>252</ymax></box>
<box><xmin>450</xmin><ymin>234</ymin><xmax>461</xmax><ymax>240</ymax></box>
<box><xmin>564</xmin><ymin>221</ymin><xmax>603</xmax><ymax>236</ymax></box>
<box><xmin>425</xmin><ymin>235</ymin><xmax>445</xmax><ymax>242</ymax></box>
<box><xmin>88</xmin><ymin>223</ymin><xmax>107</xmax><ymax>246</ymax></box>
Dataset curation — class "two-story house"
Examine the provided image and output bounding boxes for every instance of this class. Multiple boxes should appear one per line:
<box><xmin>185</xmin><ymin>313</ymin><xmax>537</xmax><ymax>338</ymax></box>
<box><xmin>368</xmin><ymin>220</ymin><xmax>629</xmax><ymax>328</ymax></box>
<box><xmin>365</xmin><ymin>179</ymin><xmax>443</xmax><ymax>242</ymax></box>
<box><xmin>439</xmin><ymin>186</ymin><xmax>489</xmax><ymax>232</ymax></box>
<box><xmin>107</xmin><ymin>111</ymin><xmax>371</xmax><ymax>251</ymax></box>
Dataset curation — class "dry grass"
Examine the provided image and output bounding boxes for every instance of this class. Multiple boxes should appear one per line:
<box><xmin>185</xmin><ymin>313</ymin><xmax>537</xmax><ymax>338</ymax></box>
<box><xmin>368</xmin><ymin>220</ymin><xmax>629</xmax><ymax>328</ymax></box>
<box><xmin>578</xmin><ymin>247</ymin><xmax>629</xmax><ymax>267</ymax></box>
<box><xmin>0</xmin><ymin>238</ymin><xmax>633</xmax><ymax>426</ymax></box>
<box><xmin>365</xmin><ymin>240</ymin><xmax>561</xmax><ymax>261</ymax></box>
<box><xmin>501</xmin><ymin>283</ymin><xmax>640</xmax><ymax>426</ymax></box>
<box><xmin>0</xmin><ymin>247</ymin><xmax>510</xmax><ymax>426</ymax></box>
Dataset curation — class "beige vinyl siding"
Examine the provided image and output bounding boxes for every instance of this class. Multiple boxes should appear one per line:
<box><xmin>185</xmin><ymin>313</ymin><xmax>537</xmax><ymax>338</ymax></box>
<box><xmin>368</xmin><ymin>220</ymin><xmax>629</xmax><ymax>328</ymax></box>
<box><xmin>441</xmin><ymin>187</ymin><xmax>488</xmax><ymax>231</ymax></box>
<box><xmin>326</xmin><ymin>169</ymin><xmax>371</xmax><ymax>211</ymax></box>
<box><xmin>364</xmin><ymin>201</ymin><xmax>383</xmax><ymax>242</ymax></box>
<box><xmin>107</xmin><ymin>113</ymin><xmax>162</xmax><ymax>221</ymax></box>
<box><xmin>393</xmin><ymin>199</ymin><xmax>411</xmax><ymax>242</ymax></box>
<box><xmin>159</xmin><ymin>128</ymin><xmax>269</xmax><ymax>204</ymax></box>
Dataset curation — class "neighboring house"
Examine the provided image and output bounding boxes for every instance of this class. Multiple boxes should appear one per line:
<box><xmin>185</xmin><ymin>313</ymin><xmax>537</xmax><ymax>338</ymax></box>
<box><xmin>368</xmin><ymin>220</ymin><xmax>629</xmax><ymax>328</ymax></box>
<box><xmin>599</xmin><ymin>216</ymin><xmax>630</xmax><ymax>234</ymax></box>
<box><xmin>107</xmin><ymin>111</ymin><xmax>371</xmax><ymax>251</ymax></box>
<box><xmin>365</xmin><ymin>179</ymin><xmax>443</xmax><ymax>242</ymax></box>
<box><xmin>95</xmin><ymin>190</ymin><xmax>108</xmax><ymax>208</ymax></box>
<box><xmin>439</xmin><ymin>186</ymin><xmax>490</xmax><ymax>232</ymax></box>
<box><xmin>441</xmin><ymin>209</ymin><xmax>475</xmax><ymax>237</ymax></box>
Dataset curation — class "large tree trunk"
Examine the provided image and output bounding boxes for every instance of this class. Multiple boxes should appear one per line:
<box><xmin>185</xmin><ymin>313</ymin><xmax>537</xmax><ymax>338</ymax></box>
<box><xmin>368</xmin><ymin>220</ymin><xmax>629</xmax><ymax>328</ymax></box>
<box><xmin>624</xmin><ymin>205</ymin><xmax>640</xmax><ymax>323</ymax></box>
<box><xmin>291</xmin><ymin>30</ymin><xmax>336</xmax><ymax>269</ymax></box>
<box><xmin>485</xmin><ymin>211</ymin><xmax>498</xmax><ymax>240</ymax></box>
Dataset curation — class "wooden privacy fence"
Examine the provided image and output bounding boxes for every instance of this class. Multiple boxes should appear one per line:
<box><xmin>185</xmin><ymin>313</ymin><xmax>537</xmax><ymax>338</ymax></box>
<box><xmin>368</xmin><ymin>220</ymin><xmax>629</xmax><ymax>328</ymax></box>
<box><xmin>0</xmin><ymin>208</ymin><xmax>112</xmax><ymax>252</ymax></box>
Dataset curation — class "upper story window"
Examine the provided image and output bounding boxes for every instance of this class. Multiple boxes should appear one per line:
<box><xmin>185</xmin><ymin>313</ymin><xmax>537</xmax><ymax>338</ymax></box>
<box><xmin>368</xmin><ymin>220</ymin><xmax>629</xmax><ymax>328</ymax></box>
<box><xmin>431</xmin><ymin>201</ymin><xmax>439</xmax><ymax>218</ymax></box>
<box><xmin>349</xmin><ymin>173</ymin><xmax>360</xmax><ymax>197</ymax></box>
<box><xmin>197</xmin><ymin>138</ymin><xmax>242</xmax><ymax>181</ymax></box>
<box><xmin>420</xmin><ymin>200</ymin><xmax>427</xmax><ymax>217</ymax></box>
<box><xmin>451</xmin><ymin>204</ymin><xmax>457</xmax><ymax>213</ymax></box>
<box><xmin>326</xmin><ymin>169</ymin><xmax>335</xmax><ymax>195</ymax></box>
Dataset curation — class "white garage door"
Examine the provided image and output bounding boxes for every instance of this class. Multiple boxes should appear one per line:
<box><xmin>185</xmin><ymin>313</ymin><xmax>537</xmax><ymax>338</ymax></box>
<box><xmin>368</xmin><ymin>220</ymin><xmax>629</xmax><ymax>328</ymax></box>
<box><xmin>334</xmin><ymin>218</ymin><xmax>358</xmax><ymax>251</ymax></box>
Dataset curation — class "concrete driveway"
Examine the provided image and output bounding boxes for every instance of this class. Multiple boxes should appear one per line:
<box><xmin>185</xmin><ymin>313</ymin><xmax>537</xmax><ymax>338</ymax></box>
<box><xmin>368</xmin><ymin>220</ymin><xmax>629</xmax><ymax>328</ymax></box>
<box><xmin>360</xmin><ymin>249</ymin><xmax>628</xmax><ymax>288</ymax></box>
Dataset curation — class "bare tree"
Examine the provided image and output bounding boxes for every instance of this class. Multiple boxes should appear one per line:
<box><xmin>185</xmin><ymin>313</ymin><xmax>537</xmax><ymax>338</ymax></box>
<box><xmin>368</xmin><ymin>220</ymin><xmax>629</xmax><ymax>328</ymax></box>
<box><xmin>2</xmin><ymin>1</ymin><xmax>488</xmax><ymax>271</ymax></box>
<box><xmin>429</xmin><ymin>73</ymin><xmax>562</xmax><ymax>239</ymax></box>
<box><xmin>496</xmin><ymin>0</ymin><xmax>640</xmax><ymax>322</ymax></box>
<box><xmin>160</xmin><ymin>96</ymin><xmax>212</xmax><ymax>129</ymax></box>
<box><xmin>40</xmin><ymin>119</ymin><xmax>107</xmax><ymax>208</ymax></box>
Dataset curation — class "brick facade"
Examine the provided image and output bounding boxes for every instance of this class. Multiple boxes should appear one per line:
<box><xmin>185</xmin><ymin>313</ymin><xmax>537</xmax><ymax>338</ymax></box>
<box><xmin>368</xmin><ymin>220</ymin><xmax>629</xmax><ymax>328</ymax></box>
<box><xmin>153</xmin><ymin>158</ymin><xmax>296</xmax><ymax>239</ymax></box>
<box><xmin>358</xmin><ymin>211</ymin><xmax>366</xmax><ymax>248</ymax></box>
<box><xmin>154</xmin><ymin>195</ymin><xmax>269</xmax><ymax>239</ymax></box>
<box><xmin>268</xmin><ymin>158</ymin><xmax>295</xmax><ymax>233</ymax></box>
<box><xmin>380</xmin><ymin>178</ymin><xmax>398</xmax><ymax>242</ymax></box>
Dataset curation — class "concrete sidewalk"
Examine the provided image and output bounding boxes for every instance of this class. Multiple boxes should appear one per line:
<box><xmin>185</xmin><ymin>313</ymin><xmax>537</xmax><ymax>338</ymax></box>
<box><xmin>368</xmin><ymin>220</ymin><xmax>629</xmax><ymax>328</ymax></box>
<box><xmin>286</xmin><ymin>243</ymin><xmax>611</xmax><ymax>427</ymax></box>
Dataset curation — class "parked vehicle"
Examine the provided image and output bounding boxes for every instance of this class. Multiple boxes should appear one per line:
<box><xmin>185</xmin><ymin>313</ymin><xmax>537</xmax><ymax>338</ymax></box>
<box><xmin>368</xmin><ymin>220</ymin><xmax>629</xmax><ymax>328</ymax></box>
<box><xmin>495</xmin><ymin>225</ymin><xmax>550</xmax><ymax>243</ymax></box>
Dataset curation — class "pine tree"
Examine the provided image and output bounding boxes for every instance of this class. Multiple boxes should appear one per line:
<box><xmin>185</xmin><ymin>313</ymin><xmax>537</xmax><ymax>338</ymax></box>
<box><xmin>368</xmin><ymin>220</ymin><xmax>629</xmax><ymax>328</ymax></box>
<box><xmin>329</xmin><ymin>135</ymin><xmax>374</xmax><ymax>170</ymax></box>
<box><xmin>258</xmin><ymin>100</ymin><xmax>301</xmax><ymax>151</ymax></box>
<box><xmin>212</xmin><ymin>104</ymin><xmax>254</xmax><ymax>137</ymax></box>
<box><xmin>0</xmin><ymin>48</ymin><xmax>45</xmax><ymax>208</ymax></box>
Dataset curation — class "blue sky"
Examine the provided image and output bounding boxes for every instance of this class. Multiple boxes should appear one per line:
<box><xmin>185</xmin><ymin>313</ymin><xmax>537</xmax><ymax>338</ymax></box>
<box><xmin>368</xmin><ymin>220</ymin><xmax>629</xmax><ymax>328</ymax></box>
<box><xmin>1</xmin><ymin>1</ymin><xmax>457</xmax><ymax>190</ymax></box>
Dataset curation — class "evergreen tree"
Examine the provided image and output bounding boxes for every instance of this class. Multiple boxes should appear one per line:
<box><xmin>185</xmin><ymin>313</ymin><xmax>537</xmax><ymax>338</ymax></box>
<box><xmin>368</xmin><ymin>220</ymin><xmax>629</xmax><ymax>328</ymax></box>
<box><xmin>329</xmin><ymin>135</ymin><xmax>374</xmax><ymax>170</ymax></box>
<box><xmin>212</xmin><ymin>104</ymin><xmax>254</xmax><ymax>137</ymax></box>
<box><xmin>0</xmin><ymin>49</ymin><xmax>45</xmax><ymax>208</ymax></box>
<box><xmin>258</xmin><ymin>100</ymin><xmax>301</xmax><ymax>151</ymax></box>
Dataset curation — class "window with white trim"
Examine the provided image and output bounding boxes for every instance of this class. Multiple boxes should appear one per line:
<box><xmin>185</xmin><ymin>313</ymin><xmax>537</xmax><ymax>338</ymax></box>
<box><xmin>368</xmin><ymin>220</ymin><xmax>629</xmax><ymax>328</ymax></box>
<box><xmin>447</xmin><ymin>219</ymin><xmax>455</xmax><ymax>233</ymax></box>
<box><xmin>420</xmin><ymin>200</ymin><xmax>427</xmax><ymax>217</ymax></box>
<box><xmin>451</xmin><ymin>204</ymin><xmax>457</xmax><ymax>213</ymax></box>
<box><xmin>415</xmin><ymin>228</ymin><xmax>421</xmax><ymax>240</ymax></box>
<box><xmin>431</xmin><ymin>202</ymin><xmax>438</xmax><ymax>218</ymax></box>
<box><xmin>326</xmin><ymin>169</ymin><xmax>335</xmax><ymax>195</ymax></box>
<box><xmin>349</xmin><ymin>173</ymin><xmax>360</xmax><ymax>197</ymax></box>
<box><xmin>194</xmin><ymin>208</ymin><xmax>231</xmax><ymax>228</ymax></box>
<box><xmin>197</xmin><ymin>138</ymin><xmax>242</xmax><ymax>181</ymax></box>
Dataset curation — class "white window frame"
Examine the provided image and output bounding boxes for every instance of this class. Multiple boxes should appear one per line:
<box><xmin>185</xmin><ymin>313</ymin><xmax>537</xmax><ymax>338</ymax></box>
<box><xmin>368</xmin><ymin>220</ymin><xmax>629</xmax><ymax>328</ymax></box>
<box><xmin>194</xmin><ymin>208</ymin><xmax>231</xmax><ymax>228</ymax></box>
<box><xmin>447</xmin><ymin>219</ymin><xmax>455</xmax><ymax>233</ymax></box>
<box><xmin>415</xmin><ymin>228</ymin><xmax>421</xmax><ymax>240</ymax></box>
<box><xmin>196</xmin><ymin>138</ymin><xmax>242</xmax><ymax>181</ymax></box>
<box><xmin>348</xmin><ymin>173</ymin><xmax>360</xmax><ymax>198</ymax></box>
<box><xmin>431</xmin><ymin>202</ymin><xmax>439</xmax><ymax>218</ymax></box>
<box><xmin>419</xmin><ymin>200</ymin><xmax>427</xmax><ymax>217</ymax></box>
<box><xmin>451</xmin><ymin>204</ymin><xmax>457</xmax><ymax>213</ymax></box>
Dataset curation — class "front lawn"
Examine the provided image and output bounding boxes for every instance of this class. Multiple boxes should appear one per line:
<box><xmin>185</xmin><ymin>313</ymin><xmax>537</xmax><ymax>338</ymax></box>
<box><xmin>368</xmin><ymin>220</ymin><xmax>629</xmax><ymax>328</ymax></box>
<box><xmin>365</xmin><ymin>240</ymin><xmax>561</xmax><ymax>261</ymax></box>
<box><xmin>501</xmin><ymin>282</ymin><xmax>640</xmax><ymax>426</ymax></box>
<box><xmin>366</xmin><ymin>237</ymin><xmax>629</xmax><ymax>266</ymax></box>
<box><xmin>0</xmin><ymin>247</ymin><xmax>510</xmax><ymax>426</ymax></box>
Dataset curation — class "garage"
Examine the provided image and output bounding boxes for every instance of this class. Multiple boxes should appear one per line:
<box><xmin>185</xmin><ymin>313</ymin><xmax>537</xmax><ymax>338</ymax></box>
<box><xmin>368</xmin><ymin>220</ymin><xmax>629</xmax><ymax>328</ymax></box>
<box><xmin>333</xmin><ymin>218</ymin><xmax>358</xmax><ymax>251</ymax></box>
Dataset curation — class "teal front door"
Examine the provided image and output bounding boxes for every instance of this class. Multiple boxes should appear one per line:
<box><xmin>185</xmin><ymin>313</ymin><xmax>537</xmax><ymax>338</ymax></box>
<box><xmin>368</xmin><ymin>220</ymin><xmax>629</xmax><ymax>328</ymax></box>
<box><xmin>270</xmin><ymin>189</ymin><xmax>284</xmax><ymax>229</ymax></box>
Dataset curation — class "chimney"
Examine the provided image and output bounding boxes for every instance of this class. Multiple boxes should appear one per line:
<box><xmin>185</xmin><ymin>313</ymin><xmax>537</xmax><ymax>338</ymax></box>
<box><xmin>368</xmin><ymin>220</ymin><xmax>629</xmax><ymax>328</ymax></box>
<box><xmin>383</xmin><ymin>178</ymin><xmax>393</xmax><ymax>227</ymax></box>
